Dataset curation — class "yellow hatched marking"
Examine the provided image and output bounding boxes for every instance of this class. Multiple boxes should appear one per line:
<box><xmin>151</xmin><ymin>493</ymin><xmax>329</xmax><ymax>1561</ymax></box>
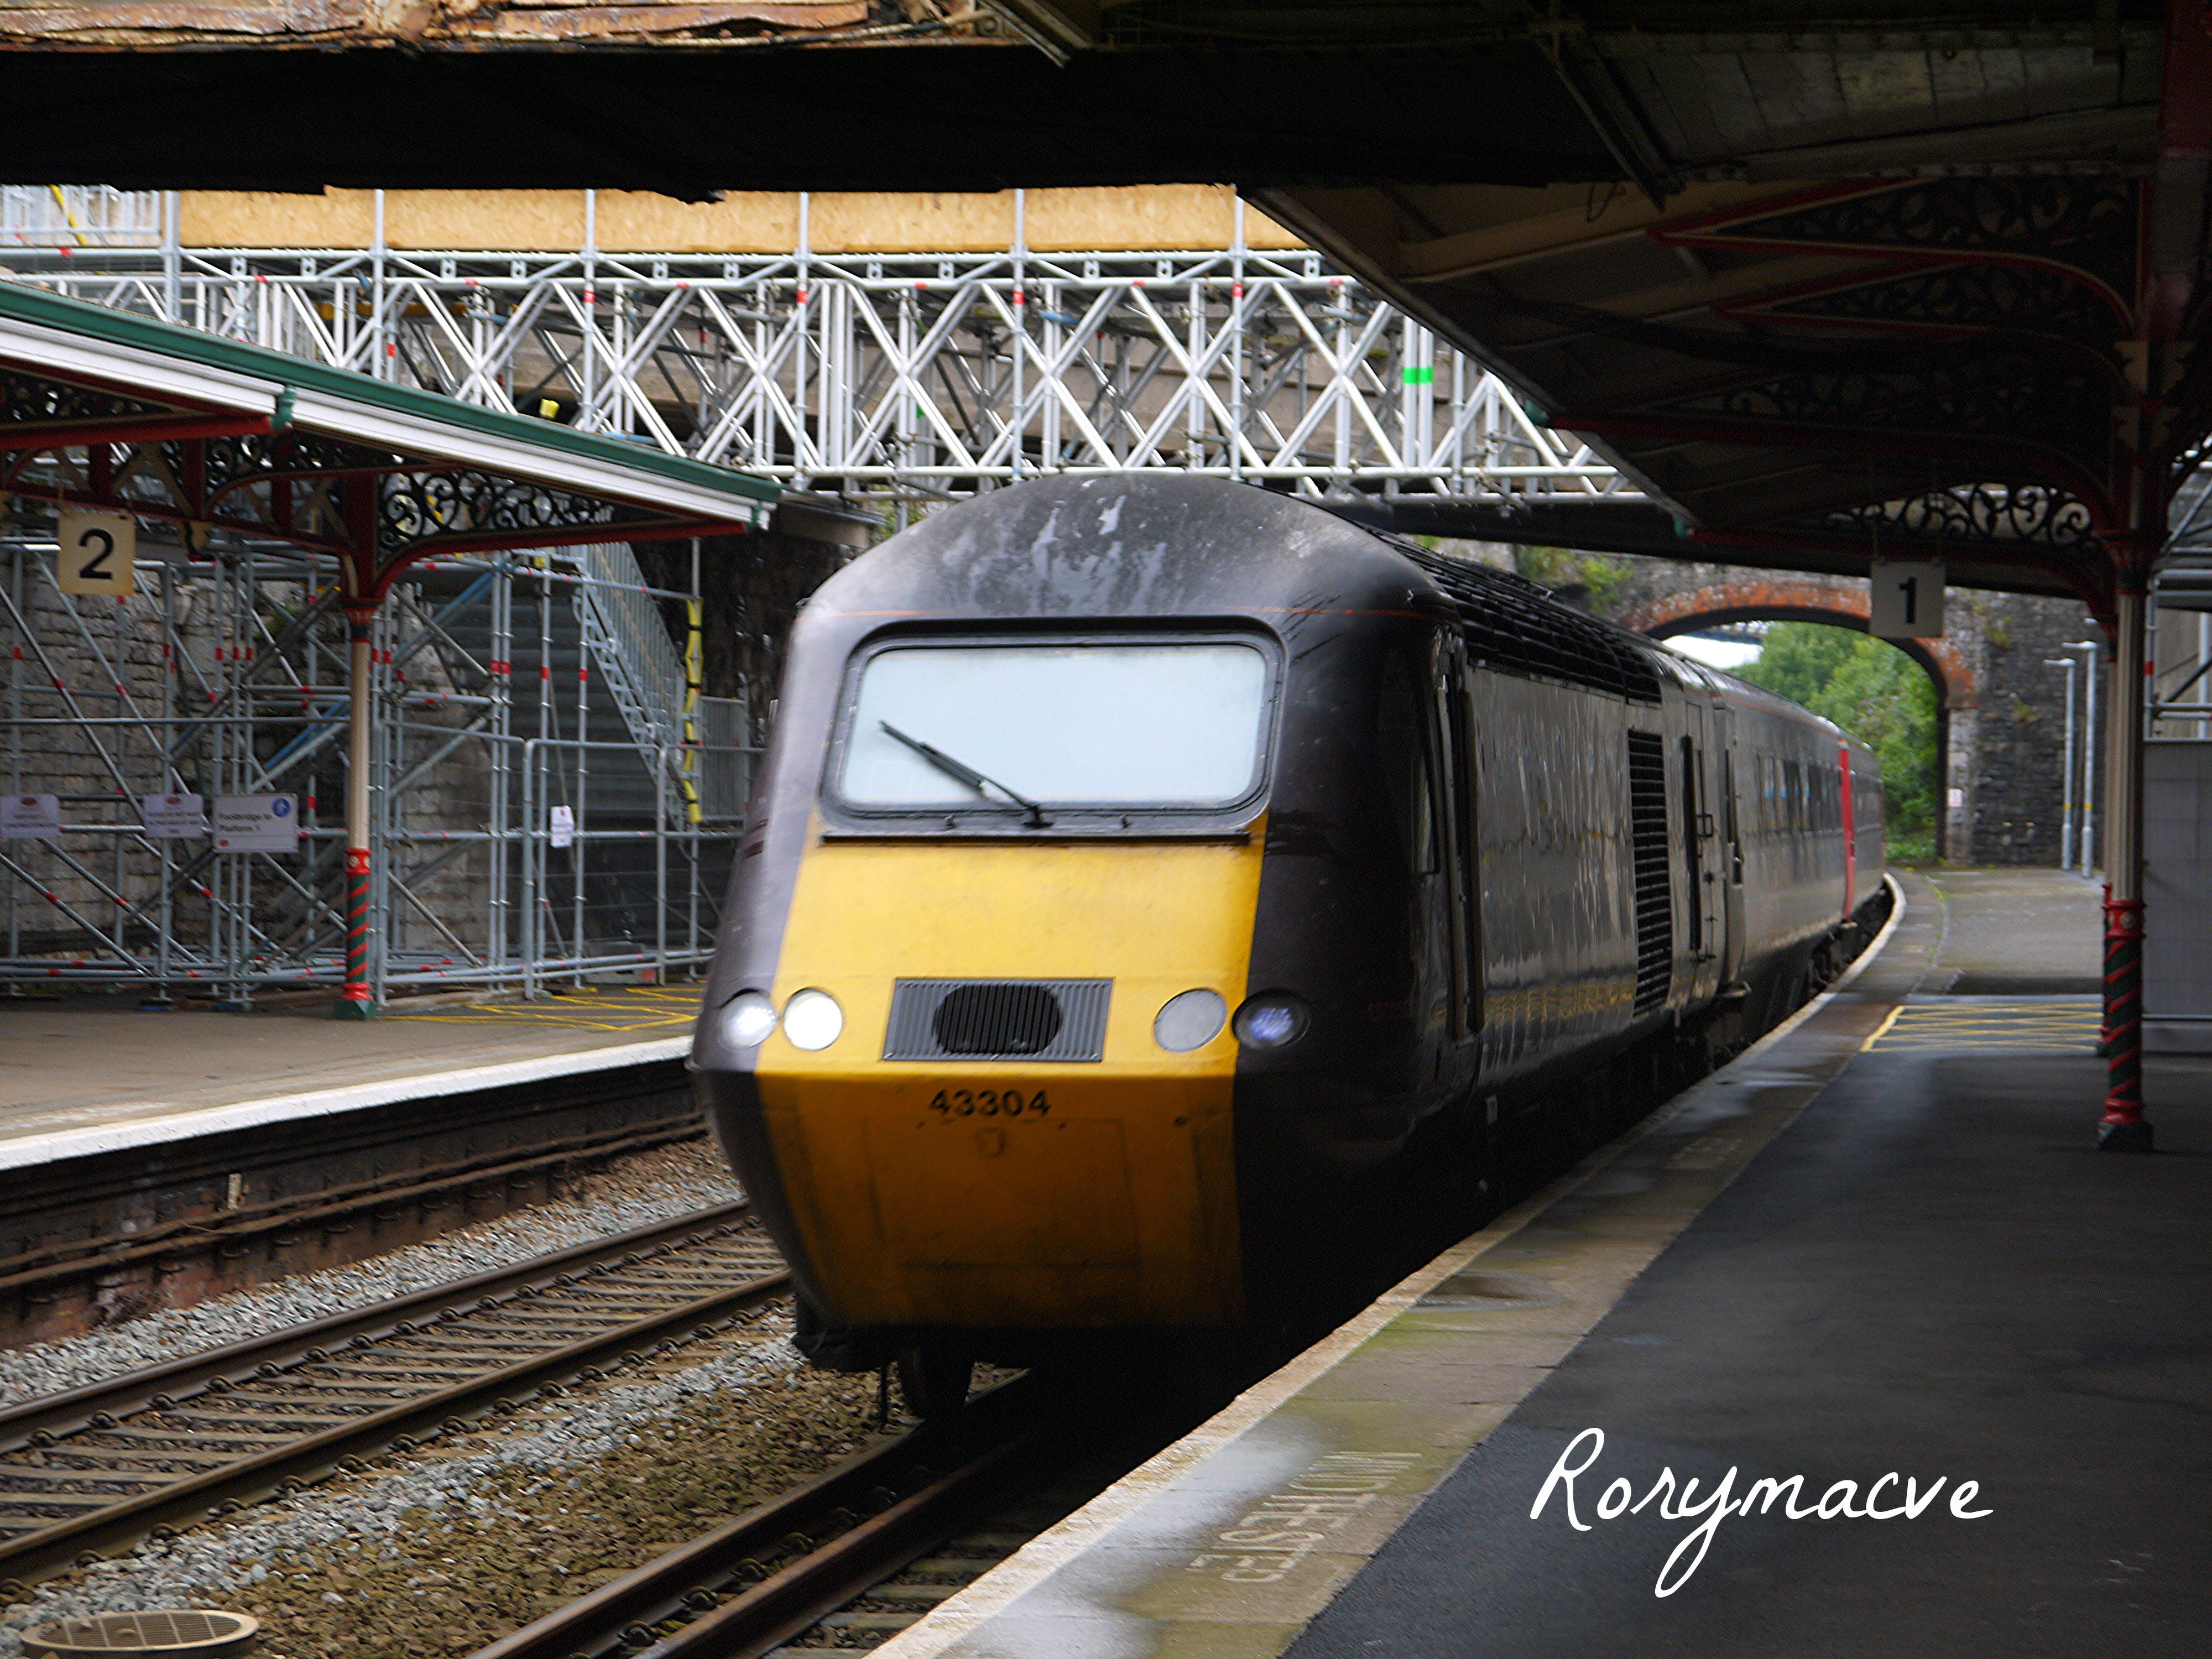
<box><xmin>1865</xmin><ymin>999</ymin><xmax>2100</xmax><ymax>1053</ymax></box>
<box><xmin>389</xmin><ymin>985</ymin><xmax>701</xmax><ymax>1032</ymax></box>
<box><xmin>1860</xmin><ymin>1006</ymin><xmax>1904</xmax><ymax>1052</ymax></box>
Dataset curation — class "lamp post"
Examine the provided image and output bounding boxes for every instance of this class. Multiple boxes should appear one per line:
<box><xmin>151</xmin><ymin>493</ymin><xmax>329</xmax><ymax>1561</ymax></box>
<box><xmin>2065</xmin><ymin>639</ymin><xmax>2100</xmax><ymax>875</ymax></box>
<box><xmin>2045</xmin><ymin>657</ymin><xmax>2079</xmax><ymax>869</ymax></box>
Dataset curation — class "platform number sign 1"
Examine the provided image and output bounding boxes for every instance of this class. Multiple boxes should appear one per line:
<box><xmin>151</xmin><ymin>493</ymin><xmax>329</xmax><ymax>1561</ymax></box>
<box><xmin>1869</xmin><ymin>558</ymin><xmax>1945</xmax><ymax>639</ymax></box>
<box><xmin>55</xmin><ymin>508</ymin><xmax>137</xmax><ymax>598</ymax></box>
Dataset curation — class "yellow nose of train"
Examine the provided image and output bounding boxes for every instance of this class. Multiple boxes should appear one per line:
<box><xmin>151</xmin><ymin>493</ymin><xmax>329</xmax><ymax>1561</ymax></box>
<box><xmin>750</xmin><ymin>826</ymin><xmax>1266</xmax><ymax>1331</ymax></box>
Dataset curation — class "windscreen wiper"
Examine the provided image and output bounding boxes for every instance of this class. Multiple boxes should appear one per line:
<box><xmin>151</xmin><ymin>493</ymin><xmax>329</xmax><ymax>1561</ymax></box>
<box><xmin>879</xmin><ymin>721</ymin><xmax>1053</xmax><ymax>828</ymax></box>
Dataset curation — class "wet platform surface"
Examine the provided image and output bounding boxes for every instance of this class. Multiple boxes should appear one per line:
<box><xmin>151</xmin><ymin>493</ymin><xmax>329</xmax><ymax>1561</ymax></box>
<box><xmin>0</xmin><ymin>985</ymin><xmax>701</xmax><ymax>1157</ymax></box>
<box><xmin>883</xmin><ymin>869</ymin><xmax>2209</xmax><ymax>1659</ymax></box>
<box><xmin>1913</xmin><ymin>865</ymin><xmax>2104</xmax><ymax>995</ymax></box>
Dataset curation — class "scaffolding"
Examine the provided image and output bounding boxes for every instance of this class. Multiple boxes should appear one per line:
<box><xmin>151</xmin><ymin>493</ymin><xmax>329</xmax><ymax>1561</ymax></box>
<box><xmin>0</xmin><ymin>189</ymin><xmax>1639</xmax><ymax>509</ymax></box>
<box><xmin>0</xmin><ymin>185</ymin><xmax>1636</xmax><ymax>1001</ymax></box>
<box><xmin>1</xmin><ymin>525</ymin><xmax>748</xmax><ymax>1000</ymax></box>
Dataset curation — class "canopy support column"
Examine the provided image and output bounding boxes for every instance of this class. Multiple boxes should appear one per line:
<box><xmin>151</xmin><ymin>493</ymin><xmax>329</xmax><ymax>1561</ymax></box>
<box><xmin>336</xmin><ymin>604</ymin><xmax>378</xmax><ymax>1020</ymax></box>
<box><xmin>2098</xmin><ymin>557</ymin><xmax>2154</xmax><ymax>1149</ymax></box>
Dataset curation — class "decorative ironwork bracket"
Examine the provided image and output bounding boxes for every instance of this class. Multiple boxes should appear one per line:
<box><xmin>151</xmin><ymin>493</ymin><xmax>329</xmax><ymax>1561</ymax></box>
<box><xmin>2</xmin><ymin>421</ymin><xmax>740</xmax><ymax>603</ymax></box>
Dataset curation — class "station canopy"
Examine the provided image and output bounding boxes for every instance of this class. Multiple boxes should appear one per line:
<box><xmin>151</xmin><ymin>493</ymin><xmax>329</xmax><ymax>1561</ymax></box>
<box><xmin>0</xmin><ymin>283</ymin><xmax>775</xmax><ymax>602</ymax></box>
<box><xmin>0</xmin><ymin>3</ymin><xmax>2201</xmax><ymax>612</ymax></box>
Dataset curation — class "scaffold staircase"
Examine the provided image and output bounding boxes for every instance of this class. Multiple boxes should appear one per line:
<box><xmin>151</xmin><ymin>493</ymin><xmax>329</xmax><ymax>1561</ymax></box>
<box><xmin>412</xmin><ymin>545</ymin><xmax>691</xmax><ymax>827</ymax></box>
<box><xmin>568</xmin><ymin>545</ymin><xmax>701</xmax><ymax>825</ymax></box>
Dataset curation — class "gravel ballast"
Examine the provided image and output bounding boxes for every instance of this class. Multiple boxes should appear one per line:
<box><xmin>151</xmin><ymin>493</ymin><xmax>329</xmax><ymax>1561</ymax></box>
<box><xmin>1</xmin><ymin>1318</ymin><xmax>885</xmax><ymax>1659</ymax></box>
<box><xmin>0</xmin><ymin>1141</ymin><xmax>745</xmax><ymax>1409</ymax></box>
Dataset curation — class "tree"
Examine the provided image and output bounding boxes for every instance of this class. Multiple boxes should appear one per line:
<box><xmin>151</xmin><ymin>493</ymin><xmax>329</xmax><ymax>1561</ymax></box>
<box><xmin>1738</xmin><ymin>622</ymin><xmax>1938</xmax><ymax>860</ymax></box>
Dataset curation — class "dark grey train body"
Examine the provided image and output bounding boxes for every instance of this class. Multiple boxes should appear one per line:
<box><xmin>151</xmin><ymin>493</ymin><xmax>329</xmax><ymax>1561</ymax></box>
<box><xmin>690</xmin><ymin>477</ymin><xmax>1886</xmax><ymax>1374</ymax></box>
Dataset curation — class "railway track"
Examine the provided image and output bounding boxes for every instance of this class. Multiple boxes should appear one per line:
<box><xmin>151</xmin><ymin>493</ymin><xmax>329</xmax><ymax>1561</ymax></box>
<box><xmin>1</xmin><ymin>1113</ymin><xmax>707</xmax><ymax>1347</ymax></box>
<box><xmin>469</xmin><ymin>1372</ymin><xmax>1101</xmax><ymax>1659</ymax></box>
<box><xmin>0</xmin><ymin>1203</ymin><xmax>787</xmax><ymax>1590</ymax></box>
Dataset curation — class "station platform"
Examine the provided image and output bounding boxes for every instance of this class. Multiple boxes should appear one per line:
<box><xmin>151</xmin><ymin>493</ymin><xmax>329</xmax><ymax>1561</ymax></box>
<box><xmin>0</xmin><ymin>985</ymin><xmax>701</xmax><ymax>1171</ymax></box>
<box><xmin>881</xmin><ymin>868</ymin><xmax>2209</xmax><ymax>1658</ymax></box>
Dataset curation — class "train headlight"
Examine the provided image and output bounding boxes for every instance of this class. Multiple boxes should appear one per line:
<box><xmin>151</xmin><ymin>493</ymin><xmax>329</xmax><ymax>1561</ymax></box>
<box><xmin>1233</xmin><ymin>992</ymin><xmax>1310</xmax><ymax>1049</ymax></box>
<box><xmin>1153</xmin><ymin>988</ymin><xmax>1227</xmax><ymax>1052</ymax></box>
<box><xmin>718</xmin><ymin>990</ymin><xmax>776</xmax><ymax>1050</ymax></box>
<box><xmin>782</xmin><ymin>988</ymin><xmax>844</xmax><ymax>1051</ymax></box>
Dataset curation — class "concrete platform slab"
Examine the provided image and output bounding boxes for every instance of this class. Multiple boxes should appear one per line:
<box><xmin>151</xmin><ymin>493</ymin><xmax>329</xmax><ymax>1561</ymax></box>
<box><xmin>1914</xmin><ymin>866</ymin><xmax>2103</xmax><ymax>995</ymax></box>
<box><xmin>877</xmin><ymin>868</ymin><xmax>2206</xmax><ymax>1659</ymax></box>
<box><xmin>0</xmin><ymin>986</ymin><xmax>701</xmax><ymax>1167</ymax></box>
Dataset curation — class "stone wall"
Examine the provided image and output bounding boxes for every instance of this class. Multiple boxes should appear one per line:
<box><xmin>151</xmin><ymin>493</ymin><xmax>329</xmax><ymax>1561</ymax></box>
<box><xmin>1962</xmin><ymin>591</ymin><xmax>2101</xmax><ymax>866</ymax></box>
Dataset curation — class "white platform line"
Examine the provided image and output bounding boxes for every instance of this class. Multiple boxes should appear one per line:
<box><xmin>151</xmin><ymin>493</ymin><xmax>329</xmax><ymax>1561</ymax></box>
<box><xmin>0</xmin><ymin>1037</ymin><xmax>693</xmax><ymax>1172</ymax></box>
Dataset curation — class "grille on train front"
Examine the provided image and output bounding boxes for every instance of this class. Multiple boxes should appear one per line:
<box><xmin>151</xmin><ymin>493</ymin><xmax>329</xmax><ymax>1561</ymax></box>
<box><xmin>883</xmin><ymin>979</ymin><xmax>1113</xmax><ymax>1062</ymax></box>
<box><xmin>1627</xmin><ymin>732</ymin><xmax>1673</xmax><ymax>1015</ymax></box>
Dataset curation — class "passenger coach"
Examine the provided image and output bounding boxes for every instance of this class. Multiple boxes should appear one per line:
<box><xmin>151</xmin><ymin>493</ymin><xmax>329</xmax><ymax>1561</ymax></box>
<box><xmin>692</xmin><ymin>477</ymin><xmax>1886</xmax><ymax>1401</ymax></box>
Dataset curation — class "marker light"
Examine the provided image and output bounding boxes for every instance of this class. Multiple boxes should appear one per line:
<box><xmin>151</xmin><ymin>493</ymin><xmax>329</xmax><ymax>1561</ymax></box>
<box><xmin>782</xmin><ymin>988</ymin><xmax>845</xmax><ymax>1051</ymax></box>
<box><xmin>1233</xmin><ymin>992</ymin><xmax>1310</xmax><ymax>1048</ymax></box>
<box><xmin>1154</xmin><ymin>988</ymin><xmax>1228</xmax><ymax>1052</ymax></box>
<box><xmin>718</xmin><ymin>990</ymin><xmax>776</xmax><ymax>1050</ymax></box>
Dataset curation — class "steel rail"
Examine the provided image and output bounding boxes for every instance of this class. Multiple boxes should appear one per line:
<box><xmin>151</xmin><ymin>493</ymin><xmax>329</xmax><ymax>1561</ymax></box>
<box><xmin>0</xmin><ymin>1202</ymin><xmax>787</xmax><ymax>1589</ymax></box>
<box><xmin>471</xmin><ymin>1375</ymin><xmax>1071</xmax><ymax>1659</ymax></box>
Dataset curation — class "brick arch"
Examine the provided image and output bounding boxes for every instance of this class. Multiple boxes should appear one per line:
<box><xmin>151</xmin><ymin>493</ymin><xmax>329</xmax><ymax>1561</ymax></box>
<box><xmin>1618</xmin><ymin>576</ymin><xmax>1978</xmax><ymax>712</ymax></box>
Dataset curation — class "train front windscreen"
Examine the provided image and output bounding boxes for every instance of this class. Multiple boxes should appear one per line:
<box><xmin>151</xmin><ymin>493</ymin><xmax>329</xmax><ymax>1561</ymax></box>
<box><xmin>834</xmin><ymin>638</ymin><xmax>1273</xmax><ymax>816</ymax></box>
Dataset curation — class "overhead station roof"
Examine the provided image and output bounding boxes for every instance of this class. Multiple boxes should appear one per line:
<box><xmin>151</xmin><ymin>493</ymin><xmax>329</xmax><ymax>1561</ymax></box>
<box><xmin>0</xmin><ymin>283</ymin><xmax>775</xmax><ymax>599</ymax></box>
<box><xmin>1237</xmin><ymin>4</ymin><xmax>2183</xmax><ymax>607</ymax></box>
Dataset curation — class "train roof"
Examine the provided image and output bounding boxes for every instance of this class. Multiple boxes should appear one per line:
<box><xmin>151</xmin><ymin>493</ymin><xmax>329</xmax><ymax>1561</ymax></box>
<box><xmin>808</xmin><ymin>475</ymin><xmax>1665</xmax><ymax>706</ymax></box>
<box><xmin>810</xmin><ymin>473</ymin><xmax>1430</xmax><ymax>623</ymax></box>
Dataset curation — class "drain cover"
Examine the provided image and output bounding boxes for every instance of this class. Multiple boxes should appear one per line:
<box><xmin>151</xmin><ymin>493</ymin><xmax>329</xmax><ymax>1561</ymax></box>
<box><xmin>23</xmin><ymin>1610</ymin><xmax>258</xmax><ymax>1657</ymax></box>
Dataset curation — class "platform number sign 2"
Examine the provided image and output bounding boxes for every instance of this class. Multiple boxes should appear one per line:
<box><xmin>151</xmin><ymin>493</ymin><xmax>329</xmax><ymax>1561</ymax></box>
<box><xmin>1869</xmin><ymin>558</ymin><xmax>1945</xmax><ymax>639</ymax></box>
<box><xmin>56</xmin><ymin>508</ymin><xmax>138</xmax><ymax>598</ymax></box>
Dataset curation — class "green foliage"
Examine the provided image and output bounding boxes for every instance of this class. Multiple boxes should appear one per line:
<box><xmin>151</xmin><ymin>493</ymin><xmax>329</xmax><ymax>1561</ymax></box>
<box><xmin>1738</xmin><ymin>622</ymin><xmax>1939</xmax><ymax>861</ymax></box>
<box><xmin>1514</xmin><ymin>545</ymin><xmax>1633</xmax><ymax>610</ymax></box>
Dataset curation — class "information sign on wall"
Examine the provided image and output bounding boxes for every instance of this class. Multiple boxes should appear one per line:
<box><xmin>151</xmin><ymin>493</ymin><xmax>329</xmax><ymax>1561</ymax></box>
<box><xmin>213</xmin><ymin>794</ymin><xmax>299</xmax><ymax>853</ymax></box>
<box><xmin>549</xmin><ymin>805</ymin><xmax>576</xmax><ymax>849</ymax></box>
<box><xmin>142</xmin><ymin>794</ymin><xmax>208</xmax><ymax>838</ymax></box>
<box><xmin>55</xmin><ymin>508</ymin><xmax>138</xmax><ymax>598</ymax></box>
<box><xmin>1</xmin><ymin>795</ymin><xmax>60</xmax><ymax>839</ymax></box>
<box><xmin>1869</xmin><ymin>558</ymin><xmax>1945</xmax><ymax>638</ymax></box>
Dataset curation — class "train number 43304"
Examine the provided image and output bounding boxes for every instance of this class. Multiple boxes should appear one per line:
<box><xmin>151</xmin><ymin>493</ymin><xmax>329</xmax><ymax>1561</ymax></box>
<box><xmin>928</xmin><ymin>1087</ymin><xmax>1050</xmax><ymax>1118</ymax></box>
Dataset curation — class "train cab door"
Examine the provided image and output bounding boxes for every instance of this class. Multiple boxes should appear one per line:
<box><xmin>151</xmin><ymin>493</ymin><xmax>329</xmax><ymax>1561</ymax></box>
<box><xmin>1678</xmin><ymin>716</ymin><xmax>1725</xmax><ymax>1005</ymax></box>
<box><xmin>1718</xmin><ymin>726</ymin><xmax>1747</xmax><ymax>988</ymax></box>
<box><xmin>1379</xmin><ymin>641</ymin><xmax>1464</xmax><ymax>1077</ymax></box>
<box><xmin>1436</xmin><ymin>637</ymin><xmax>1478</xmax><ymax>1046</ymax></box>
